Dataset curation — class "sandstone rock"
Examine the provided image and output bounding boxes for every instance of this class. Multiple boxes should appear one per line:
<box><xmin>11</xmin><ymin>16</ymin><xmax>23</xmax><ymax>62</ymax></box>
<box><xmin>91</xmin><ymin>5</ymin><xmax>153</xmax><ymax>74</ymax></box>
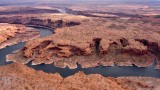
<box><xmin>6</xmin><ymin>16</ymin><xmax>160</xmax><ymax>69</ymax></box>
<box><xmin>115</xmin><ymin>77</ymin><xmax>160</xmax><ymax>90</ymax></box>
<box><xmin>57</xmin><ymin>72</ymin><xmax>124</xmax><ymax>90</ymax></box>
<box><xmin>0</xmin><ymin>63</ymin><xmax>63</xmax><ymax>90</ymax></box>
<box><xmin>0</xmin><ymin>13</ymin><xmax>84</xmax><ymax>30</ymax></box>
<box><xmin>0</xmin><ymin>63</ymin><xmax>160</xmax><ymax>90</ymax></box>
<box><xmin>0</xmin><ymin>23</ymin><xmax>18</xmax><ymax>43</ymax></box>
<box><xmin>0</xmin><ymin>6</ymin><xmax>60</xmax><ymax>15</ymax></box>
<box><xmin>0</xmin><ymin>23</ymin><xmax>40</xmax><ymax>49</ymax></box>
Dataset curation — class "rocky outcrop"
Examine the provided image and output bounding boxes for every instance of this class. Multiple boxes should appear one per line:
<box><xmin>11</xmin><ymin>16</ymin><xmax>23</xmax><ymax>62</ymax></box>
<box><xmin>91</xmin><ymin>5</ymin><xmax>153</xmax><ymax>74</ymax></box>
<box><xmin>114</xmin><ymin>77</ymin><xmax>160</xmax><ymax>90</ymax></box>
<box><xmin>58</xmin><ymin>72</ymin><xmax>124</xmax><ymax>90</ymax></box>
<box><xmin>0</xmin><ymin>63</ymin><xmax>160</xmax><ymax>90</ymax></box>
<box><xmin>0</xmin><ymin>14</ymin><xmax>83</xmax><ymax>30</ymax></box>
<box><xmin>0</xmin><ymin>23</ymin><xmax>18</xmax><ymax>43</ymax></box>
<box><xmin>0</xmin><ymin>14</ymin><xmax>84</xmax><ymax>49</ymax></box>
<box><xmin>0</xmin><ymin>23</ymin><xmax>40</xmax><ymax>49</ymax></box>
<box><xmin>7</xmin><ymin>17</ymin><xmax>160</xmax><ymax>69</ymax></box>
<box><xmin>0</xmin><ymin>63</ymin><xmax>63</xmax><ymax>90</ymax></box>
<box><xmin>0</xmin><ymin>7</ymin><xmax>60</xmax><ymax>15</ymax></box>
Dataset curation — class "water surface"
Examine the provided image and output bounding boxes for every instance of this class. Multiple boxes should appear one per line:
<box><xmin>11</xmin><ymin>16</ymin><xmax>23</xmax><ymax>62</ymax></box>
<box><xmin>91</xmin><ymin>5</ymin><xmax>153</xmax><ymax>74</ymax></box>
<box><xmin>0</xmin><ymin>27</ymin><xmax>160</xmax><ymax>78</ymax></box>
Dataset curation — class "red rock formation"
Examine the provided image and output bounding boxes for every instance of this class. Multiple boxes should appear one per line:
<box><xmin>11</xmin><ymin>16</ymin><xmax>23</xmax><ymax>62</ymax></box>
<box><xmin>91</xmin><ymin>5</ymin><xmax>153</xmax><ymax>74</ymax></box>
<box><xmin>0</xmin><ymin>23</ymin><xmax>40</xmax><ymax>49</ymax></box>
<box><xmin>0</xmin><ymin>23</ymin><xmax>18</xmax><ymax>43</ymax></box>
<box><xmin>0</xmin><ymin>63</ymin><xmax>160</xmax><ymax>90</ymax></box>
<box><xmin>7</xmin><ymin>17</ymin><xmax>160</xmax><ymax>69</ymax></box>
<box><xmin>0</xmin><ymin>14</ymin><xmax>83</xmax><ymax>30</ymax></box>
<box><xmin>0</xmin><ymin>63</ymin><xmax>63</xmax><ymax>90</ymax></box>
<box><xmin>0</xmin><ymin>7</ymin><xmax>60</xmax><ymax>15</ymax></box>
<box><xmin>114</xmin><ymin>77</ymin><xmax>160</xmax><ymax>90</ymax></box>
<box><xmin>57</xmin><ymin>72</ymin><xmax>124</xmax><ymax>90</ymax></box>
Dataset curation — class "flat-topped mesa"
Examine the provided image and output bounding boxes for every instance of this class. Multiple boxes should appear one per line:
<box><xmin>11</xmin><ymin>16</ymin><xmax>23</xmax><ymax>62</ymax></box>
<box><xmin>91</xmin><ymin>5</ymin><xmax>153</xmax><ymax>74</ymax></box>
<box><xmin>22</xmin><ymin>40</ymin><xmax>92</xmax><ymax>58</ymax></box>
<box><xmin>7</xmin><ymin>18</ymin><xmax>160</xmax><ymax>69</ymax></box>
<box><xmin>0</xmin><ymin>23</ymin><xmax>40</xmax><ymax>49</ymax></box>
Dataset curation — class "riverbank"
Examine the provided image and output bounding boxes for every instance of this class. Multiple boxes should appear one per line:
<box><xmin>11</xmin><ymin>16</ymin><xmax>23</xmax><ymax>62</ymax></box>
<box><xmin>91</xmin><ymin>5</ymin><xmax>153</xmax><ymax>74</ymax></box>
<box><xmin>0</xmin><ymin>23</ymin><xmax>40</xmax><ymax>49</ymax></box>
<box><xmin>6</xmin><ymin>16</ymin><xmax>160</xmax><ymax>69</ymax></box>
<box><xmin>0</xmin><ymin>5</ymin><xmax>160</xmax><ymax>90</ymax></box>
<box><xmin>0</xmin><ymin>27</ymin><xmax>159</xmax><ymax>79</ymax></box>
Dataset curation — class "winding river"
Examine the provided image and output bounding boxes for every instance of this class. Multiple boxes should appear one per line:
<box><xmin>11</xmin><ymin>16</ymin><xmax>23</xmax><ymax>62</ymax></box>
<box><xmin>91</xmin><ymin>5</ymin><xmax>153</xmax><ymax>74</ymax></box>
<box><xmin>0</xmin><ymin>27</ymin><xmax>160</xmax><ymax>78</ymax></box>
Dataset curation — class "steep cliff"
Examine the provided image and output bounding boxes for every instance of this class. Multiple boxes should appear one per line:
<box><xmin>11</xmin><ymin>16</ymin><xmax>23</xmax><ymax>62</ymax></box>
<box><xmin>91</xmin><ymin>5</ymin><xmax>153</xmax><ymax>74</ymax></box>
<box><xmin>7</xmin><ymin>17</ymin><xmax>160</xmax><ymax>69</ymax></box>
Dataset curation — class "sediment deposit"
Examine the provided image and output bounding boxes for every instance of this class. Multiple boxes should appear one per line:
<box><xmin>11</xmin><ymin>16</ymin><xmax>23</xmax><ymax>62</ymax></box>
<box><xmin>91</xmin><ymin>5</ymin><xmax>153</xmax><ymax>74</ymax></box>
<box><xmin>0</xmin><ymin>23</ymin><xmax>40</xmax><ymax>49</ymax></box>
<box><xmin>0</xmin><ymin>63</ymin><xmax>160</xmax><ymax>90</ymax></box>
<box><xmin>7</xmin><ymin>17</ymin><xmax>160</xmax><ymax>69</ymax></box>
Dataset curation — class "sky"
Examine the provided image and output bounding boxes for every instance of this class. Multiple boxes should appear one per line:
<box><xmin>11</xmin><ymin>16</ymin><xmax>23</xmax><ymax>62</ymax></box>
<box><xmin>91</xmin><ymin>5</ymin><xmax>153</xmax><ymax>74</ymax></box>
<box><xmin>0</xmin><ymin>0</ymin><xmax>160</xmax><ymax>4</ymax></box>
<box><xmin>1</xmin><ymin>0</ymin><xmax>160</xmax><ymax>2</ymax></box>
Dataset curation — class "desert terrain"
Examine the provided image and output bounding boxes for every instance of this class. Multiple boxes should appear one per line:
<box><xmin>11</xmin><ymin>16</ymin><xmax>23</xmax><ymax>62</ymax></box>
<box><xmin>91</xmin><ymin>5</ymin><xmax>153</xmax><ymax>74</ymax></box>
<box><xmin>0</xmin><ymin>0</ymin><xmax>160</xmax><ymax>89</ymax></box>
<box><xmin>1</xmin><ymin>63</ymin><xmax>160</xmax><ymax>90</ymax></box>
<box><xmin>6</xmin><ymin>15</ymin><xmax>160</xmax><ymax>69</ymax></box>
<box><xmin>0</xmin><ymin>23</ymin><xmax>40</xmax><ymax>49</ymax></box>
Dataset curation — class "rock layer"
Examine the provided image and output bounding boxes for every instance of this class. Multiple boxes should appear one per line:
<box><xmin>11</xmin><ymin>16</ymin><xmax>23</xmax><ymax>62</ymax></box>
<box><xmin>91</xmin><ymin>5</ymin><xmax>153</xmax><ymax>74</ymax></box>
<box><xmin>0</xmin><ymin>63</ymin><xmax>63</xmax><ymax>90</ymax></box>
<box><xmin>0</xmin><ymin>7</ymin><xmax>60</xmax><ymax>15</ymax></box>
<box><xmin>0</xmin><ymin>14</ymin><xmax>84</xmax><ymax>30</ymax></box>
<box><xmin>0</xmin><ymin>23</ymin><xmax>40</xmax><ymax>49</ymax></box>
<box><xmin>7</xmin><ymin>16</ymin><xmax>160</xmax><ymax>69</ymax></box>
<box><xmin>0</xmin><ymin>63</ymin><xmax>160</xmax><ymax>90</ymax></box>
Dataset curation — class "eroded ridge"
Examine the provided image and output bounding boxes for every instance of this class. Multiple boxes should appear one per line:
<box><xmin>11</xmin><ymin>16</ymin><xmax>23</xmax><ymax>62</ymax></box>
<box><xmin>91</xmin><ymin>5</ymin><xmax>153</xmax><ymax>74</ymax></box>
<box><xmin>7</xmin><ymin>17</ymin><xmax>160</xmax><ymax>69</ymax></box>
<box><xmin>0</xmin><ymin>23</ymin><xmax>40</xmax><ymax>49</ymax></box>
<box><xmin>0</xmin><ymin>14</ymin><xmax>83</xmax><ymax>30</ymax></box>
<box><xmin>0</xmin><ymin>63</ymin><xmax>160</xmax><ymax>90</ymax></box>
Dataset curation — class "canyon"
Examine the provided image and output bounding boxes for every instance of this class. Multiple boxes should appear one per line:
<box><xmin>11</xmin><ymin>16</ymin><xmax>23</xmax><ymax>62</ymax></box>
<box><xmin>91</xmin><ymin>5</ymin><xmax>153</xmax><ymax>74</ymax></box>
<box><xmin>5</xmin><ymin>15</ymin><xmax>160</xmax><ymax>69</ymax></box>
<box><xmin>0</xmin><ymin>2</ymin><xmax>160</xmax><ymax>89</ymax></box>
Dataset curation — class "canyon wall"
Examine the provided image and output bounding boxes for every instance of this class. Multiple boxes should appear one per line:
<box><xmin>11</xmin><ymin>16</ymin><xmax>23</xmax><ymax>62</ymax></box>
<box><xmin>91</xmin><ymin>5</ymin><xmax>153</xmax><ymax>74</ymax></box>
<box><xmin>6</xmin><ymin>17</ymin><xmax>160</xmax><ymax>69</ymax></box>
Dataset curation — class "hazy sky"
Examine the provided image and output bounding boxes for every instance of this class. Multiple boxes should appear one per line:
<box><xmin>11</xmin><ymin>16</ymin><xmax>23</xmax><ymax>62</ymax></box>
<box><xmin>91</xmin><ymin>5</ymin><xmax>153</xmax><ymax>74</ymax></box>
<box><xmin>1</xmin><ymin>0</ymin><xmax>160</xmax><ymax>4</ymax></box>
<box><xmin>0</xmin><ymin>0</ymin><xmax>160</xmax><ymax>2</ymax></box>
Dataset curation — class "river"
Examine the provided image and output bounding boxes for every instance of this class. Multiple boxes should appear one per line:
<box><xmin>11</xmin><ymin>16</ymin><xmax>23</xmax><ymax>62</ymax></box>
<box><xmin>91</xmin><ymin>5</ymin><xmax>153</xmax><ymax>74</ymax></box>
<box><xmin>0</xmin><ymin>27</ymin><xmax>160</xmax><ymax>78</ymax></box>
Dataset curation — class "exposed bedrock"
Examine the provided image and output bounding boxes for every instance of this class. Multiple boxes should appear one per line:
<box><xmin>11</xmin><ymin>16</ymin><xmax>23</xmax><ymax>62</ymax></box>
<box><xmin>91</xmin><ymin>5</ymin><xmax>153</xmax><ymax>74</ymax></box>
<box><xmin>1</xmin><ymin>63</ymin><xmax>160</xmax><ymax>90</ymax></box>
<box><xmin>0</xmin><ymin>7</ymin><xmax>60</xmax><ymax>15</ymax></box>
<box><xmin>0</xmin><ymin>23</ymin><xmax>40</xmax><ymax>49</ymax></box>
<box><xmin>0</xmin><ymin>14</ymin><xmax>83</xmax><ymax>49</ymax></box>
<box><xmin>136</xmin><ymin>39</ymin><xmax>160</xmax><ymax>69</ymax></box>
<box><xmin>7</xmin><ymin>18</ymin><xmax>160</xmax><ymax>69</ymax></box>
<box><xmin>0</xmin><ymin>63</ymin><xmax>63</xmax><ymax>90</ymax></box>
<box><xmin>0</xmin><ymin>16</ymin><xmax>81</xmax><ymax>30</ymax></box>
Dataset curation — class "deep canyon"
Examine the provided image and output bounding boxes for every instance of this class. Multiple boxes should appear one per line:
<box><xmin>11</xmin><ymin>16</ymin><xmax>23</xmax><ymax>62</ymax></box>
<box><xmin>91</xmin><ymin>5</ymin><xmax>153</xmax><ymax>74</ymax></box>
<box><xmin>0</xmin><ymin>3</ymin><xmax>160</xmax><ymax>90</ymax></box>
